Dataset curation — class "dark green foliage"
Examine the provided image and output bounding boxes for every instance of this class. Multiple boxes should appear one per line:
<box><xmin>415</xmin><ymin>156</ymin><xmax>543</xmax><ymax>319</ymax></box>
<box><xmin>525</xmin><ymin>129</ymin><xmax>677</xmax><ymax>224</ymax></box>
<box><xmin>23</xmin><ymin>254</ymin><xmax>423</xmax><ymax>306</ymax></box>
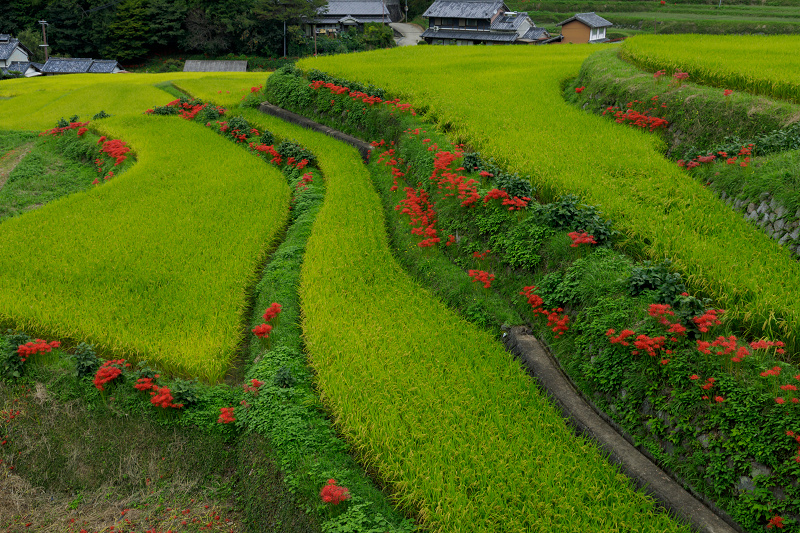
<box><xmin>170</xmin><ymin>377</ymin><xmax>200</xmax><ymax>407</ymax></box>
<box><xmin>0</xmin><ymin>330</ymin><xmax>30</xmax><ymax>379</ymax></box>
<box><xmin>260</xmin><ymin>130</ymin><xmax>275</xmax><ymax>146</ymax></box>
<box><xmin>150</xmin><ymin>105</ymin><xmax>178</xmax><ymax>116</ymax></box>
<box><xmin>489</xmin><ymin>219</ymin><xmax>552</xmax><ymax>270</ymax></box>
<box><xmin>103</xmin><ymin>0</ymin><xmax>151</xmax><ymax>61</ymax></box>
<box><xmin>628</xmin><ymin>259</ymin><xmax>687</xmax><ymax>303</ymax></box>
<box><xmin>276</xmin><ymin>140</ymin><xmax>316</xmax><ymax>166</ymax></box>
<box><xmin>92</xmin><ymin>110</ymin><xmax>111</xmax><ymax>120</ymax></box>
<box><xmin>56</xmin><ymin>117</ymin><xmax>69</xmax><ymax>128</ymax></box>
<box><xmin>272</xmin><ymin>365</ymin><xmax>296</xmax><ymax>388</ymax></box>
<box><xmin>683</xmin><ymin>121</ymin><xmax>800</xmax><ymax>162</ymax></box>
<box><xmin>199</xmin><ymin>105</ymin><xmax>222</xmax><ymax>122</ymax></box>
<box><xmin>71</xmin><ymin>342</ymin><xmax>100</xmax><ymax>379</ymax></box>
<box><xmin>531</xmin><ymin>194</ymin><xmax>617</xmax><ymax>245</ymax></box>
<box><xmin>226</xmin><ymin>115</ymin><xmax>251</xmax><ymax>134</ymax></box>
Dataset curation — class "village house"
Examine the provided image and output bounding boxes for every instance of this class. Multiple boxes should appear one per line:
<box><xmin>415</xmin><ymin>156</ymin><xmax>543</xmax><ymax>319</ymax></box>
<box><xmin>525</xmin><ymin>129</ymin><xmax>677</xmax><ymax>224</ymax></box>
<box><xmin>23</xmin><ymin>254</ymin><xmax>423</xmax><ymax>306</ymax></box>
<box><xmin>556</xmin><ymin>12</ymin><xmax>612</xmax><ymax>44</ymax></box>
<box><xmin>0</xmin><ymin>34</ymin><xmax>42</xmax><ymax>77</ymax></box>
<box><xmin>420</xmin><ymin>0</ymin><xmax>552</xmax><ymax>45</ymax></box>
<box><xmin>306</xmin><ymin>0</ymin><xmax>399</xmax><ymax>37</ymax></box>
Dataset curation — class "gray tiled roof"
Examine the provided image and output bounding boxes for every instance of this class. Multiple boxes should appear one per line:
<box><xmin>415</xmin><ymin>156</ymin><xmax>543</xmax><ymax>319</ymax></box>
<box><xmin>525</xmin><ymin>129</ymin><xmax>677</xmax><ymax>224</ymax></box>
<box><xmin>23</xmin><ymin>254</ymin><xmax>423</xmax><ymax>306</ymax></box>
<box><xmin>318</xmin><ymin>0</ymin><xmax>389</xmax><ymax>17</ymax></box>
<box><xmin>88</xmin><ymin>60</ymin><xmax>120</xmax><ymax>73</ymax></box>
<box><xmin>0</xmin><ymin>37</ymin><xmax>24</xmax><ymax>61</ymax></box>
<box><xmin>1</xmin><ymin>61</ymin><xmax>31</xmax><ymax>74</ymax></box>
<box><xmin>423</xmin><ymin>1</ymin><xmax>506</xmax><ymax>20</ymax></box>
<box><xmin>183</xmin><ymin>60</ymin><xmax>247</xmax><ymax>72</ymax></box>
<box><xmin>557</xmin><ymin>12</ymin><xmax>612</xmax><ymax>28</ymax></box>
<box><xmin>520</xmin><ymin>27</ymin><xmax>550</xmax><ymax>40</ymax></box>
<box><xmin>421</xmin><ymin>27</ymin><xmax>517</xmax><ymax>42</ymax></box>
<box><xmin>42</xmin><ymin>58</ymin><xmax>94</xmax><ymax>73</ymax></box>
<box><xmin>490</xmin><ymin>12</ymin><xmax>529</xmax><ymax>31</ymax></box>
<box><xmin>0</xmin><ymin>34</ymin><xmax>10</xmax><ymax>42</ymax></box>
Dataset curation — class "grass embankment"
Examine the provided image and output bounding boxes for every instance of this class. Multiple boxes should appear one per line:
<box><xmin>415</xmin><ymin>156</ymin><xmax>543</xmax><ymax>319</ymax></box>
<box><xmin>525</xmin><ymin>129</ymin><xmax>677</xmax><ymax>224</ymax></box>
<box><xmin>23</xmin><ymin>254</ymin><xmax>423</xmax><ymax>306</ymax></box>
<box><xmin>0</xmin><ymin>130</ymin><xmax>125</xmax><ymax>223</ymax></box>
<box><xmin>0</xmin><ymin>114</ymin><xmax>290</xmax><ymax>381</ymax></box>
<box><xmin>298</xmin><ymin>45</ymin><xmax>800</xmax><ymax>358</ymax></box>
<box><xmin>571</xmin><ymin>47</ymin><xmax>800</xmax><ymax>157</ymax></box>
<box><xmin>239</xmin><ymin>109</ymin><xmax>691</xmax><ymax>532</ymax></box>
<box><xmin>621</xmin><ymin>34</ymin><xmax>800</xmax><ymax>104</ymax></box>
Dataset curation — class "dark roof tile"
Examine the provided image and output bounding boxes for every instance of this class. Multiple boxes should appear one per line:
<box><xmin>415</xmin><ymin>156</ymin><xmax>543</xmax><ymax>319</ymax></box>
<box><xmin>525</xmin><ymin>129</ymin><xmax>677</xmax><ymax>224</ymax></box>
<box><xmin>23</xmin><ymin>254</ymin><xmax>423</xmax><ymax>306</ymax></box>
<box><xmin>423</xmin><ymin>1</ymin><xmax>506</xmax><ymax>20</ymax></box>
<box><xmin>557</xmin><ymin>12</ymin><xmax>612</xmax><ymax>28</ymax></box>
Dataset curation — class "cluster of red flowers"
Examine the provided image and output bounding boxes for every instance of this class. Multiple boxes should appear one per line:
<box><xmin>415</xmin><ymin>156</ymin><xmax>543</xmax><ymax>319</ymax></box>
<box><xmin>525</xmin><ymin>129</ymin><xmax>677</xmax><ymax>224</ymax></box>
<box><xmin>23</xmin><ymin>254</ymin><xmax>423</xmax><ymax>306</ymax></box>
<box><xmin>653</xmin><ymin>70</ymin><xmax>666</xmax><ymax>81</ymax></box>
<box><xmin>252</xmin><ymin>302</ymin><xmax>282</xmax><ymax>340</ymax></box>
<box><xmin>607</xmin><ymin>303</ymin><xmax>694</xmax><ymax>365</ymax></box>
<box><xmin>672</xmin><ymin>72</ymin><xmax>689</xmax><ymax>85</ymax></box>
<box><xmin>100</xmin><ymin>138</ymin><xmax>131</xmax><ymax>167</ymax></box>
<box><xmin>93</xmin><ymin>359</ymin><xmax>130</xmax><ymax>391</ymax></box>
<box><xmin>785</xmin><ymin>431</ymin><xmax>800</xmax><ymax>465</ymax></box>
<box><xmin>766</xmin><ymin>514</ymin><xmax>786</xmax><ymax>529</ymax></box>
<box><xmin>428</xmin><ymin>149</ymin><xmax>483</xmax><ymax>208</ymax></box>
<box><xmin>696</xmin><ymin>335</ymin><xmax>749</xmax><ymax>363</ymax></box>
<box><xmin>17</xmin><ymin>339</ymin><xmax>60</xmax><ymax>363</ymax></box>
<box><xmin>243</xmin><ymin>378</ymin><xmax>264</xmax><ymax>395</ymax></box>
<box><xmin>575</xmin><ymin>86</ymin><xmax>585</xmax><ymax>94</ymax></box>
<box><xmin>296</xmin><ymin>172</ymin><xmax>314</xmax><ymax>191</ymax></box>
<box><xmin>603</xmin><ymin>104</ymin><xmax>669</xmax><ymax>132</ymax></box>
<box><xmin>320</xmin><ymin>479</ymin><xmax>351</xmax><ymax>505</ymax></box>
<box><xmin>472</xmin><ymin>249</ymin><xmax>491</xmax><ymax>260</ymax></box>
<box><xmin>250</xmin><ymin>142</ymin><xmax>283</xmax><ymax>164</ymax></box>
<box><xmin>133</xmin><ymin>374</ymin><xmax>183</xmax><ymax>409</ymax></box>
<box><xmin>218</xmin><ymin>407</ymin><xmax>236</xmax><ymax>424</ymax></box>
<box><xmin>723</xmin><ymin>89</ymin><xmax>733</xmax><ymax>97</ymax></box>
<box><xmin>468</xmin><ymin>269</ymin><xmax>494</xmax><ymax>289</ymax></box>
<box><xmin>693</xmin><ymin>309</ymin><xmax>724</xmax><ymax>332</ymax></box>
<box><xmin>567</xmin><ymin>231</ymin><xmax>597</xmax><ymax>248</ymax></box>
<box><xmin>41</xmin><ymin>120</ymin><xmax>90</xmax><ymax>137</ymax></box>
<box><xmin>678</xmin><ymin>144</ymin><xmax>753</xmax><ymax>169</ymax></box>
<box><xmin>286</xmin><ymin>156</ymin><xmax>309</xmax><ymax>170</ymax></box>
<box><xmin>309</xmin><ymin>80</ymin><xmax>416</xmax><ymax>115</ymax></box>
<box><xmin>520</xmin><ymin>286</ymin><xmax>570</xmax><ymax>337</ymax></box>
<box><xmin>396</xmin><ymin>186</ymin><xmax>440</xmax><ymax>247</ymax></box>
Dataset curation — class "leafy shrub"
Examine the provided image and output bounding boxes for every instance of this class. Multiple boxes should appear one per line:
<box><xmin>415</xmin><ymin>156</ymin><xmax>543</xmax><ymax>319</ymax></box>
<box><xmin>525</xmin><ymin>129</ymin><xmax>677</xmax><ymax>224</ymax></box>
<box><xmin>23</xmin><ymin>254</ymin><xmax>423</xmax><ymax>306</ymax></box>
<box><xmin>150</xmin><ymin>105</ymin><xmax>178</xmax><ymax>116</ymax></box>
<box><xmin>92</xmin><ymin>110</ymin><xmax>111</xmax><ymax>120</ymax></box>
<box><xmin>273</xmin><ymin>365</ymin><xmax>297</xmax><ymax>388</ymax></box>
<box><xmin>489</xmin><ymin>218</ymin><xmax>552</xmax><ymax>270</ymax></box>
<box><xmin>0</xmin><ymin>330</ymin><xmax>31</xmax><ymax>379</ymax></box>
<box><xmin>531</xmin><ymin>194</ymin><xmax>616</xmax><ymax>245</ymax></box>
<box><xmin>276</xmin><ymin>140</ymin><xmax>316</xmax><ymax>166</ymax></box>
<box><xmin>260</xmin><ymin>130</ymin><xmax>275</xmax><ymax>146</ymax></box>
<box><xmin>226</xmin><ymin>115</ymin><xmax>250</xmax><ymax>134</ymax></box>
<box><xmin>170</xmin><ymin>377</ymin><xmax>200</xmax><ymax>406</ymax></box>
<box><xmin>200</xmin><ymin>105</ymin><xmax>222</xmax><ymax>122</ymax></box>
<box><xmin>72</xmin><ymin>342</ymin><xmax>101</xmax><ymax>379</ymax></box>
<box><xmin>628</xmin><ymin>259</ymin><xmax>687</xmax><ymax>304</ymax></box>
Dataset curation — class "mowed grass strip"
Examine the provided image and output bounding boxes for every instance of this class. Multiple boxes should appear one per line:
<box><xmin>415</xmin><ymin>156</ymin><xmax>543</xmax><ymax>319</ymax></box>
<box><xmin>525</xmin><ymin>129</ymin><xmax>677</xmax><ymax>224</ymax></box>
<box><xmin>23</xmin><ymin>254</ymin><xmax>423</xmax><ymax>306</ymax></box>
<box><xmin>0</xmin><ymin>114</ymin><xmax>290</xmax><ymax>381</ymax></box>
<box><xmin>298</xmin><ymin>46</ymin><xmax>800</xmax><ymax>355</ymax></box>
<box><xmin>621</xmin><ymin>34</ymin><xmax>800</xmax><ymax>104</ymax></box>
<box><xmin>241</xmin><ymin>110</ymin><xmax>690</xmax><ymax>533</ymax></box>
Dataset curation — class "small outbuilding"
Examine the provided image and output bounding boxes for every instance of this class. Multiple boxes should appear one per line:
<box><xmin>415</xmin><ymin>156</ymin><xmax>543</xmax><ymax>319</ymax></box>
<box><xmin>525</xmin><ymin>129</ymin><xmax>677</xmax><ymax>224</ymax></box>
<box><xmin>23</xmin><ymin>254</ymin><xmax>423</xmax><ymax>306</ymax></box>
<box><xmin>41</xmin><ymin>58</ymin><xmax>123</xmax><ymax>75</ymax></box>
<box><xmin>0</xmin><ymin>34</ymin><xmax>34</xmax><ymax>71</ymax></box>
<box><xmin>556</xmin><ymin>12</ymin><xmax>612</xmax><ymax>44</ymax></box>
<box><xmin>183</xmin><ymin>60</ymin><xmax>248</xmax><ymax>72</ymax></box>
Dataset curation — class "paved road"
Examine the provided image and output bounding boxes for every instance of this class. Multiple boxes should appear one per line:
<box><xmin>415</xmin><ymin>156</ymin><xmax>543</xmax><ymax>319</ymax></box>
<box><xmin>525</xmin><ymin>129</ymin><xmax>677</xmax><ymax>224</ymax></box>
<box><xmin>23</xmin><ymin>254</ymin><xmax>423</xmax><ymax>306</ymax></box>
<box><xmin>390</xmin><ymin>22</ymin><xmax>424</xmax><ymax>46</ymax></box>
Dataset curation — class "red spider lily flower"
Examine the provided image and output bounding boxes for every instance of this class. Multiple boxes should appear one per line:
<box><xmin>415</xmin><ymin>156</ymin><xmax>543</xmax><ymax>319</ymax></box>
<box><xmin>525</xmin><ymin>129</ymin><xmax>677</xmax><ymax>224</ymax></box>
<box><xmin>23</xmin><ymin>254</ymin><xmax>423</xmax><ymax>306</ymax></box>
<box><xmin>320</xmin><ymin>479</ymin><xmax>351</xmax><ymax>505</ymax></box>
<box><xmin>93</xmin><ymin>359</ymin><xmax>129</xmax><ymax>391</ymax></box>
<box><xmin>468</xmin><ymin>270</ymin><xmax>494</xmax><ymax>289</ymax></box>
<box><xmin>776</xmin><ymin>397</ymin><xmax>786</xmax><ymax>405</ymax></box>
<box><xmin>723</xmin><ymin>89</ymin><xmax>733</xmax><ymax>97</ymax></box>
<box><xmin>767</xmin><ymin>515</ymin><xmax>785</xmax><ymax>529</ymax></box>
<box><xmin>150</xmin><ymin>386</ymin><xmax>183</xmax><ymax>409</ymax></box>
<box><xmin>252</xmin><ymin>323</ymin><xmax>272</xmax><ymax>338</ymax></box>
<box><xmin>575</xmin><ymin>86</ymin><xmax>585</xmax><ymax>93</ymax></box>
<box><xmin>445</xmin><ymin>234</ymin><xmax>456</xmax><ymax>246</ymax></box>
<box><xmin>567</xmin><ymin>231</ymin><xmax>597</xmax><ymax>247</ymax></box>
<box><xmin>689</xmin><ymin>374</ymin><xmax>700</xmax><ymax>380</ymax></box>
<box><xmin>262</xmin><ymin>303</ymin><xmax>283</xmax><ymax>322</ymax></box>
<box><xmin>217</xmin><ymin>407</ymin><xmax>236</xmax><ymax>424</ymax></box>
<box><xmin>606</xmin><ymin>329</ymin><xmax>636</xmax><ymax>346</ymax></box>
<box><xmin>479</xmin><ymin>171</ymin><xmax>493</xmax><ymax>178</ymax></box>
<box><xmin>761</xmin><ymin>366</ymin><xmax>782</xmax><ymax>377</ymax></box>
<box><xmin>243</xmin><ymin>379</ymin><xmax>264</xmax><ymax>394</ymax></box>
<box><xmin>692</xmin><ymin>309</ymin><xmax>724</xmax><ymax>332</ymax></box>
<box><xmin>715</xmin><ymin>396</ymin><xmax>724</xmax><ymax>403</ymax></box>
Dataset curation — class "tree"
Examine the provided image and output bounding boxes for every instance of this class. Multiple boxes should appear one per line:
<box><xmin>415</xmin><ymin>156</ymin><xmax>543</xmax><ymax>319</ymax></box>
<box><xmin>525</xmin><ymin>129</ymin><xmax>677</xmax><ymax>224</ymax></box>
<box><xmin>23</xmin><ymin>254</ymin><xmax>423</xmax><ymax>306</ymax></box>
<box><xmin>252</xmin><ymin>0</ymin><xmax>327</xmax><ymax>24</ymax></box>
<box><xmin>44</xmin><ymin>0</ymin><xmax>95</xmax><ymax>57</ymax></box>
<box><xmin>103</xmin><ymin>0</ymin><xmax>151</xmax><ymax>61</ymax></box>
<box><xmin>17</xmin><ymin>27</ymin><xmax>46</xmax><ymax>63</ymax></box>
<box><xmin>147</xmin><ymin>0</ymin><xmax>187</xmax><ymax>53</ymax></box>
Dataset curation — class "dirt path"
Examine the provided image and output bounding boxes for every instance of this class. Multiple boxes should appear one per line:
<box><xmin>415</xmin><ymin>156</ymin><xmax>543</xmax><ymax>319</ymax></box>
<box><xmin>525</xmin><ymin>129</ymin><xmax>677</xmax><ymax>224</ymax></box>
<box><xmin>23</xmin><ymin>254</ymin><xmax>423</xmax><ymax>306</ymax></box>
<box><xmin>0</xmin><ymin>141</ymin><xmax>35</xmax><ymax>192</ymax></box>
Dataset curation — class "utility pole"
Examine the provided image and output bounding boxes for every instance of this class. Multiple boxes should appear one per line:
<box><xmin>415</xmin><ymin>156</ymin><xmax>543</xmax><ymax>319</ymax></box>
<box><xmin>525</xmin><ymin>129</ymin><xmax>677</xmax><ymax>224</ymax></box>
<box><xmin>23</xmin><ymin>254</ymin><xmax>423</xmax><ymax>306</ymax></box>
<box><xmin>283</xmin><ymin>20</ymin><xmax>287</xmax><ymax>57</ymax></box>
<box><xmin>38</xmin><ymin>20</ymin><xmax>49</xmax><ymax>61</ymax></box>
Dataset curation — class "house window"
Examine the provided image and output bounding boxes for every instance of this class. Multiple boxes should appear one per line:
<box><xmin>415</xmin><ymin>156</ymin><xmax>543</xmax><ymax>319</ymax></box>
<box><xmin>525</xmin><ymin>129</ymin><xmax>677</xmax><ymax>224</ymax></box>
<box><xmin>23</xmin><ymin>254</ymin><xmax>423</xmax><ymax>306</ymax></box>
<box><xmin>466</xmin><ymin>18</ymin><xmax>477</xmax><ymax>27</ymax></box>
<box><xmin>434</xmin><ymin>18</ymin><xmax>442</xmax><ymax>26</ymax></box>
<box><xmin>459</xmin><ymin>18</ymin><xmax>466</xmax><ymax>27</ymax></box>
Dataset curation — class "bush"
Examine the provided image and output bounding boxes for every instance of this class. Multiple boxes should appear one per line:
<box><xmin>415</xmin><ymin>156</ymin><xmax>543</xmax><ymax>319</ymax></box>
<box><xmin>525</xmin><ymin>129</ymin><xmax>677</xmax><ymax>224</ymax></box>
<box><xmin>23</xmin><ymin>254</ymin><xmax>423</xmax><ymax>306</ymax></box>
<box><xmin>72</xmin><ymin>342</ymin><xmax>101</xmax><ymax>379</ymax></box>
<box><xmin>276</xmin><ymin>140</ymin><xmax>316</xmax><ymax>166</ymax></box>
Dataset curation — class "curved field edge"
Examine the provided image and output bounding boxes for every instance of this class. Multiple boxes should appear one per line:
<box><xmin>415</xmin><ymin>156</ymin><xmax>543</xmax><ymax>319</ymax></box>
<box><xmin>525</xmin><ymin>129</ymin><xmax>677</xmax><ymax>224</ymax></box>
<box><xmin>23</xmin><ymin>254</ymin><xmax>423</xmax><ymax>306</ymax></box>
<box><xmin>238</xmin><ymin>109</ymin><xmax>692</xmax><ymax>532</ymax></box>
<box><xmin>0</xmin><ymin>113</ymin><xmax>290</xmax><ymax>381</ymax></box>
<box><xmin>297</xmin><ymin>45</ymin><xmax>800</xmax><ymax>356</ymax></box>
<box><xmin>620</xmin><ymin>34</ymin><xmax>800</xmax><ymax>104</ymax></box>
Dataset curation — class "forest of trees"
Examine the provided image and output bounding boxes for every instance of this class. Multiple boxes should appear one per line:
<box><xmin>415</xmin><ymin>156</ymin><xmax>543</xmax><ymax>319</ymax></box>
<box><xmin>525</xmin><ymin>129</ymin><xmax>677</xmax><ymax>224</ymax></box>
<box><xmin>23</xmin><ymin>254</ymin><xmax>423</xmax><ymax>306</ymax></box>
<box><xmin>0</xmin><ymin>0</ymin><xmax>353</xmax><ymax>62</ymax></box>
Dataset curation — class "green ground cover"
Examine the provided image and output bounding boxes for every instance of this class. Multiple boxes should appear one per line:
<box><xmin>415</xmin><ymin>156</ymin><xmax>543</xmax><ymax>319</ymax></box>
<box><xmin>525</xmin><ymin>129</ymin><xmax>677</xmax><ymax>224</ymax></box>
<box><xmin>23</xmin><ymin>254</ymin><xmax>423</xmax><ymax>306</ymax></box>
<box><xmin>298</xmin><ymin>45</ymin><xmax>800</xmax><ymax>357</ymax></box>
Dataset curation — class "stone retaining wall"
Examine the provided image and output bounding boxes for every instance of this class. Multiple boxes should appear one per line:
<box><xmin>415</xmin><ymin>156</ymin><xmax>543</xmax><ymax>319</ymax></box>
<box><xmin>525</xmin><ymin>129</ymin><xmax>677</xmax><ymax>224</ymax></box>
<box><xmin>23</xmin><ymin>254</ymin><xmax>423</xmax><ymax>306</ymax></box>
<box><xmin>719</xmin><ymin>191</ymin><xmax>800</xmax><ymax>257</ymax></box>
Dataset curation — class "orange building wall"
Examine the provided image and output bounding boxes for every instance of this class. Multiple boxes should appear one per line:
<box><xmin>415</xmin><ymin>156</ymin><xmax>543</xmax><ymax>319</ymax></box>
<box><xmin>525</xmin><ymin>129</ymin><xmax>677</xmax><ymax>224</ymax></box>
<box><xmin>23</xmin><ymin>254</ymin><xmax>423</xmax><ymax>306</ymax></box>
<box><xmin>561</xmin><ymin>21</ymin><xmax>590</xmax><ymax>44</ymax></box>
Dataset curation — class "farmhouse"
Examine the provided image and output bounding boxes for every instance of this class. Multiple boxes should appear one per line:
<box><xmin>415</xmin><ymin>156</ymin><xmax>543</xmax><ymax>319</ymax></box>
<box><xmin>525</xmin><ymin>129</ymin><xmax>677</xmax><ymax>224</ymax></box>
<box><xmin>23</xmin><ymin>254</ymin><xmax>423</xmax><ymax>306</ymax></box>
<box><xmin>0</xmin><ymin>34</ymin><xmax>43</xmax><ymax>77</ymax></box>
<box><xmin>556</xmin><ymin>12</ymin><xmax>612</xmax><ymax>44</ymax></box>
<box><xmin>420</xmin><ymin>0</ymin><xmax>552</xmax><ymax>45</ymax></box>
<box><xmin>41</xmin><ymin>58</ymin><xmax>123</xmax><ymax>75</ymax></box>
<box><xmin>307</xmin><ymin>0</ymin><xmax>398</xmax><ymax>36</ymax></box>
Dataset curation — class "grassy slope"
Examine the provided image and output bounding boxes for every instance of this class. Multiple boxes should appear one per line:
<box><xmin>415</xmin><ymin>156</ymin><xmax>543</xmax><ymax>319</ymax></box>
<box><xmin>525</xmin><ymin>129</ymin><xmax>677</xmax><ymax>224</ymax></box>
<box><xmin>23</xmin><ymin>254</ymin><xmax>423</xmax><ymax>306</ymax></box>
<box><xmin>0</xmin><ymin>74</ymin><xmax>290</xmax><ymax>380</ymax></box>
<box><xmin>239</xmin><ymin>110</ymin><xmax>690</xmax><ymax>532</ymax></box>
<box><xmin>298</xmin><ymin>45</ymin><xmax>800</xmax><ymax>355</ymax></box>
